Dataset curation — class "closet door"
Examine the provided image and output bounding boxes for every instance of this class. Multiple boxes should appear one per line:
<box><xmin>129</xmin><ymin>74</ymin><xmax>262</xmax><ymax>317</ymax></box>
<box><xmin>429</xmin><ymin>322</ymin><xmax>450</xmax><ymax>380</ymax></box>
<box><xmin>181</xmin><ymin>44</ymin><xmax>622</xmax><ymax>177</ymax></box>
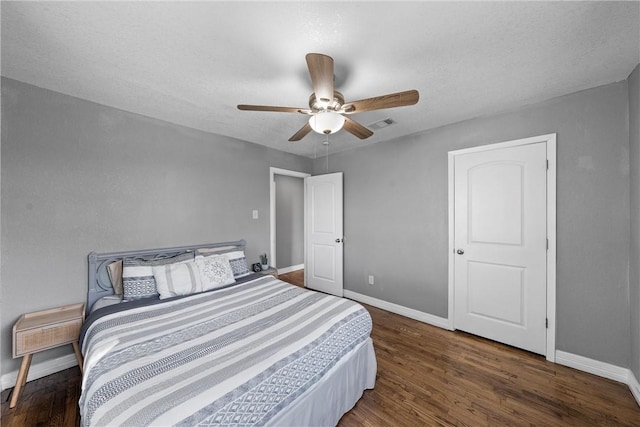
<box><xmin>453</xmin><ymin>142</ymin><xmax>548</xmax><ymax>355</ymax></box>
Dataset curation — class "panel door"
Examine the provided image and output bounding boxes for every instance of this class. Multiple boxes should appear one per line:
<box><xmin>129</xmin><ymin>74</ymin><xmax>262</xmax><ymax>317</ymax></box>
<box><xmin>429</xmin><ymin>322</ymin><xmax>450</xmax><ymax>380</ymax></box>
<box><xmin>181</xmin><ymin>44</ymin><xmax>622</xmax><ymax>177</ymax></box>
<box><xmin>305</xmin><ymin>172</ymin><xmax>343</xmax><ymax>297</ymax></box>
<box><xmin>454</xmin><ymin>142</ymin><xmax>547</xmax><ymax>354</ymax></box>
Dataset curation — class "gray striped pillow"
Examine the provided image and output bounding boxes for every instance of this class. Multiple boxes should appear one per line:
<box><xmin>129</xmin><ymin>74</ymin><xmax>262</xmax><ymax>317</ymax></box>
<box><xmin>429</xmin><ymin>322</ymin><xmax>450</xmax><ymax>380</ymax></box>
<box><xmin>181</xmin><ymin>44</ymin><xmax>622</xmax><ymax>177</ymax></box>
<box><xmin>152</xmin><ymin>260</ymin><xmax>202</xmax><ymax>300</ymax></box>
<box><xmin>122</xmin><ymin>252</ymin><xmax>194</xmax><ymax>300</ymax></box>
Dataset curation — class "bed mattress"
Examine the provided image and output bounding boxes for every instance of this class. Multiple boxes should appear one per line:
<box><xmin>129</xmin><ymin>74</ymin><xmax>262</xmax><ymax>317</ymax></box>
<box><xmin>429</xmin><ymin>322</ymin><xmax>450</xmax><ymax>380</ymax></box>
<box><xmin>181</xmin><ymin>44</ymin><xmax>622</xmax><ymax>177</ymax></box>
<box><xmin>79</xmin><ymin>274</ymin><xmax>376</xmax><ymax>426</ymax></box>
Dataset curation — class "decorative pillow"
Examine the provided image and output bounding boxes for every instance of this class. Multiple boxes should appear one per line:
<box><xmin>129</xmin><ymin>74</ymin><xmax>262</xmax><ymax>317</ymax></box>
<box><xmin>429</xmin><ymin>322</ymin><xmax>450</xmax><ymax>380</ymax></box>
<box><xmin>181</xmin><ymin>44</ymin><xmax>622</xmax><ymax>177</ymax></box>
<box><xmin>196</xmin><ymin>249</ymin><xmax>250</xmax><ymax>279</ymax></box>
<box><xmin>152</xmin><ymin>260</ymin><xmax>203</xmax><ymax>299</ymax></box>
<box><xmin>196</xmin><ymin>255</ymin><xmax>236</xmax><ymax>291</ymax></box>
<box><xmin>122</xmin><ymin>252</ymin><xmax>194</xmax><ymax>300</ymax></box>
<box><xmin>106</xmin><ymin>260</ymin><xmax>123</xmax><ymax>296</ymax></box>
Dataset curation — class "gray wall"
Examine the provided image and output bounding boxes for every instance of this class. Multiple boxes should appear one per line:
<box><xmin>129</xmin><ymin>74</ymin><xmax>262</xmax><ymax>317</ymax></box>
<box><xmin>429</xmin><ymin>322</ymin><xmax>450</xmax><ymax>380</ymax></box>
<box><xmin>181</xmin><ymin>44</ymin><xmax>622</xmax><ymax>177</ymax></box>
<box><xmin>629</xmin><ymin>64</ymin><xmax>640</xmax><ymax>380</ymax></box>
<box><xmin>274</xmin><ymin>174</ymin><xmax>304</xmax><ymax>269</ymax></box>
<box><xmin>2</xmin><ymin>72</ymin><xmax>638</xmax><ymax>377</ymax></box>
<box><xmin>0</xmin><ymin>78</ymin><xmax>312</xmax><ymax>375</ymax></box>
<box><xmin>315</xmin><ymin>80</ymin><xmax>632</xmax><ymax>368</ymax></box>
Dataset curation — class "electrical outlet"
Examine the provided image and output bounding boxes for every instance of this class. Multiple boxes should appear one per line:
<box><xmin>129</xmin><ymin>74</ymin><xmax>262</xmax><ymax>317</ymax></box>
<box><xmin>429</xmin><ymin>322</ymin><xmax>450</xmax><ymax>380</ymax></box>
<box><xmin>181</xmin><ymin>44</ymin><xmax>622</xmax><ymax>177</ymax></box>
<box><xmin>368</xmin><ymin>275</ymin><xmax>374</xmax><ymax>285</ymax></box>
<box><xmin>252</xmin><ymin>210</ymin><xmax>259</xmax><ymax>219</ymax></box>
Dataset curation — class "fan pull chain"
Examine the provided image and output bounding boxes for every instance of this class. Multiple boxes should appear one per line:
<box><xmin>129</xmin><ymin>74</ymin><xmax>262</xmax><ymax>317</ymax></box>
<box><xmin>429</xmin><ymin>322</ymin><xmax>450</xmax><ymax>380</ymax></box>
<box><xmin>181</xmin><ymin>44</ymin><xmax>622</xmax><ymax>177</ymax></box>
<box><xmin>325</xmin><ymin>135</ymin><xmax>330</xmax><ymax>172</ymax></box>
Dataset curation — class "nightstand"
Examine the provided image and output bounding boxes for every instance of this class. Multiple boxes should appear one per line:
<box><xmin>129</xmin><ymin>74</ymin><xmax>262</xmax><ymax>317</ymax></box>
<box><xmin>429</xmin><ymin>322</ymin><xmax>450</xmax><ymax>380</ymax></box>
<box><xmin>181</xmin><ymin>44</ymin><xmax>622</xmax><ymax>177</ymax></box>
<box><xmin>260</xmin><ymin>266</ymin><xmax>278</xmax><ymax>278</ymax></box>
<box><xmin>10</xmin><ymin>303</ymin><xmax>85</xmax><ymax>409</ymax></box>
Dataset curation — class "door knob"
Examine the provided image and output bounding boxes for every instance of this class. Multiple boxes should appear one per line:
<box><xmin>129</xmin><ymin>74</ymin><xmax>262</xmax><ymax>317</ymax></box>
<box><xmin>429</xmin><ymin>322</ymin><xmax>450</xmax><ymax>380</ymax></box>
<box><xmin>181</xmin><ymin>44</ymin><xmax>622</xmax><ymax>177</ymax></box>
<box><xmin>456</xmin><ymin>249</ymin><xmax>464</xmax><ymax>255</ymax></box>
<box><xmin>335</xmin><ymin>238</ymin><xmax>343</xmax><ymax>243</ymax></box>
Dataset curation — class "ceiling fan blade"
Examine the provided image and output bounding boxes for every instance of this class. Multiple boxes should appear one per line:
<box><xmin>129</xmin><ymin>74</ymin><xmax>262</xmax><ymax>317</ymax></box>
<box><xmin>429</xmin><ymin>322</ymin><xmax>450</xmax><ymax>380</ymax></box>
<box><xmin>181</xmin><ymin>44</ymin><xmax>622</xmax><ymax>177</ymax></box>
<box><xmin>306</xmin><ymin>53</ymin><xmax>335</xmax><ymax>105</ymax></box>
<box><xmin>341</xmin><ymin>89</ymin><xmax>419</xmax><ymax>114</ymax></box>
<box><xmin>343</xmin><ymin>116</ymin><xmax>374</xmax><ymax>139</ymax></box>
<box><xmin>288</xmin><ymin>122</ymin><xmax>313</xmax><ymax>142</ymax></box>
<box><xmin>237</xmin><ymin>105</ymin><xmax>311</xmax><ymax>114</ymax></box>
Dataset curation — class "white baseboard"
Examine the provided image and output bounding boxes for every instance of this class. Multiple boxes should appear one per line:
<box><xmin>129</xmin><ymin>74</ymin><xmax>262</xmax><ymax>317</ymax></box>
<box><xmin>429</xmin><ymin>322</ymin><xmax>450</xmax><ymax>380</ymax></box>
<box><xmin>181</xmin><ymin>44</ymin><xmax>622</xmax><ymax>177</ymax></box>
<box><xmin>629</xmin><ymin>370</ymin><xmax>640</xmax><ymax>407</ymax></box>
<box><xmin>1</xmin><ymin>353</ymin><xmax>78</xmax><ymax>391</ymax></box>
<box><xmin>277</xmin><ymin>264</ymin><xmax>304</xmax><ymax>275</ymax></box>
<box><xmin>555</xmin><ymin>350</ymin><xmax>629</xmax><ymax>383</ymax></box>
<box><xmin>556</xmin><ymin>350</ymin><xmax>640</xmax><ymax>407</ymax></box>
<box><xmin>343</xmin><ymin>289</ymin><xmax>450</xmax><ymax>330</ymax></box>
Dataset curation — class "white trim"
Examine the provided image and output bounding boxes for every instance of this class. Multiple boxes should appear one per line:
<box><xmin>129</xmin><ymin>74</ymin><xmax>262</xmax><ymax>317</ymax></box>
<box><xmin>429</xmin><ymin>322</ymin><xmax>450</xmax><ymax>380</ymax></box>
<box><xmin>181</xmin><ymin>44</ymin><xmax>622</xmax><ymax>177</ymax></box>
<box><xmin>344</xmin><ymin>290</ymin><xmax>449</xmax><ymax>330</ymax></box>
<box><xmin>555</xmin><ymin>351</ymin><xmax>639</xmax><ymax>407</ymax></box>
<box><xmin>277</xmin><ymin>263</ymin><xmax>304</xmax><ymax>275</ymax></box>
<box><xmin>1</xmin><ymin>354</ymin><xmax>78</xmax><ymax>391</ymax></box>
<box><xmin>545</xmin><ymin>134</ymin><xmax>557</xmax><ymax>362</ymax></box>
<box><xmin>447</xmin><ymin>153</ymin><xmax>455</xmax><ymax>331</ymax></box>
<box><xmin>447</xmin><ymin>133</ymin><xmax>557</xmax><ymax>361</ymax></box>
<box><xmin>269</xmin><ymin>167</ymin><xmax>311</xmax><ymax>270</ymax></box>
<box><xmin>449</xmin><ymin>133</ymin><xmax>556</xmax><ymax>154</ymax></box>
<box><xmin>555</xmin><ymin>350</ymin><xmax>629</xmax><ymax>383</ymax></box>
<box><xmin>628</xmin><ymin>370</ymin><xmax>640</xmax><ymax>407</ymax></box>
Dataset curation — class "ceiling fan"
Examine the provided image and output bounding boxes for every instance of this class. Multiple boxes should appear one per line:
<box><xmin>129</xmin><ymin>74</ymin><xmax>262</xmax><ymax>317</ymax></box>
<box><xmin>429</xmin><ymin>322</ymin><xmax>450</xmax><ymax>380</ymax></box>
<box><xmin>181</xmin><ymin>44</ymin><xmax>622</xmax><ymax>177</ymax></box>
<box><xmin>237</xmin><ymin>53</ymin><xmax>420</xmax><ymax>142</ymax></box>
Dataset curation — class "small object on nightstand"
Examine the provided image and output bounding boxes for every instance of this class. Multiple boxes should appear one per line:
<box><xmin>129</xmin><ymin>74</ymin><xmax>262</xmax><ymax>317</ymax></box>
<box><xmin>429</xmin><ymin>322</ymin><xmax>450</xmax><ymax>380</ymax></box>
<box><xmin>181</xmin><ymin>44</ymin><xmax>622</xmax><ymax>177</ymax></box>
<box><xmin>260</xmin><ymin>266</ymin><xmax>278</xmax><ymax>278</ymax></box>
<box><xmin>252</xmin><ymin>262</ymin><xmax>262</xmax><ymax>273</ymax></box>
<box><xmin>259</xmin><ymin>253</ymin><xmax>269</xmax><ymax>271</ymax></box>
<box><xmin>10</xmin><ymin>303</ymin><xmax>85</xmax><ymax>409</ymax></box>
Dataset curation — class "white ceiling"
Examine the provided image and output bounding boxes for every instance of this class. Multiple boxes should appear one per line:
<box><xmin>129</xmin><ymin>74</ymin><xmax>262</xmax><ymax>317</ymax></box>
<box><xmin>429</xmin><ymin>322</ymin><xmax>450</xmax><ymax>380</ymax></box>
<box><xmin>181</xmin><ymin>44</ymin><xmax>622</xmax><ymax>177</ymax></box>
<box><xmin>2</xmin><ymin>1</ymin><xmax>639</xmax><ymax>158</ymax></box>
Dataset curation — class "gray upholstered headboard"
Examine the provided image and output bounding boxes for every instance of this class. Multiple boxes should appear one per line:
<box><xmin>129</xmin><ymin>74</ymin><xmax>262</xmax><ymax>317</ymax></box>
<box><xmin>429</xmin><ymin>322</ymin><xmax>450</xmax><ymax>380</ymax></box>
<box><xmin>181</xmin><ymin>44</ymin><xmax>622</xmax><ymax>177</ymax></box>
<box><xmin>87</xmin><ymin>239</ymin><xmax>246</xmax><ymax>315</ymax></box>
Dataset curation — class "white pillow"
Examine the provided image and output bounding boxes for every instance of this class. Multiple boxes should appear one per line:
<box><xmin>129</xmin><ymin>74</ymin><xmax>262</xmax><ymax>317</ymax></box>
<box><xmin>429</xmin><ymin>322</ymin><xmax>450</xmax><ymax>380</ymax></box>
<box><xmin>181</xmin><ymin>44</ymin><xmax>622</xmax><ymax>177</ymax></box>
<box><xmin>122</xmin><ymin>252</ymin><xmax>194</xmax><ymax>300</ymax></box>
<box><xmin>152</xmin><ymin>260</ymin><xmax>203</xmax><ymax>300</ymax></box>
<box><xmin>106</xmin><ymin>260</ymin><xmax>123</xmax><ymax>296</ymax></box>
<box><xmin>196</xmin><ymin>255</ymin><xmax>236</xmax><ymax>291</ymax></box>
<box><xmin>196</xmin><ymin>249</ymin><xmax>251</xmax><ymax>279</ymax></box>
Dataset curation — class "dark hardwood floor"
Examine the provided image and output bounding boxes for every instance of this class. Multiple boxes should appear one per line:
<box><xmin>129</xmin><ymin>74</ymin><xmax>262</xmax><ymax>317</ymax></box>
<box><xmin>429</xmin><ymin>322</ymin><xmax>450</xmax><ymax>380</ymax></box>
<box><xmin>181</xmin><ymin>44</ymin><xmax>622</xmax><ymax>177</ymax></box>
<box><xmin>278</xmin><ymin>268</ymin><xmax>305</xmax><ymax>287</ymax></box>
<box><xmin>2</xmin><ymin>269</ymin><xmax>638</xmax><ymax>426</ymax></box>
<box><xmin>1</xmin><ymin>366</ymin><xmax>81</xmax><ymax>427</ymax></box>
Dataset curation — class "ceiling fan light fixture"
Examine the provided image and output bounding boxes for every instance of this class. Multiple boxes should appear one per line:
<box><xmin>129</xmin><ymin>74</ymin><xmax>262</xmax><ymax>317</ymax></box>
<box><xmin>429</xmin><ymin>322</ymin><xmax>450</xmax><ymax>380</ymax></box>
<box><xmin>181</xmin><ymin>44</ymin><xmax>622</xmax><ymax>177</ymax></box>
<box><xmin>238</xmin><ymin>53</ymin><xmax>418</xmax><ymax>142</ymax></box>
<box><xmin>309</xmin><ymin>111</ymin><xmax>345</xmax><ymax>135</ymax></box>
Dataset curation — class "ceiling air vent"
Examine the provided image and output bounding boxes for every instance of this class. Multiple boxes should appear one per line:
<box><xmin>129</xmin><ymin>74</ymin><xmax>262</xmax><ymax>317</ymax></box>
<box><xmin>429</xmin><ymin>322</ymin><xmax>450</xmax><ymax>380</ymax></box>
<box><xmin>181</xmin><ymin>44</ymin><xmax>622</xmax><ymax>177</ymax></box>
<box><xmin>369</xmin><ymin>118</ymin><xmax>396</xmax><ymax>130</ymax></box>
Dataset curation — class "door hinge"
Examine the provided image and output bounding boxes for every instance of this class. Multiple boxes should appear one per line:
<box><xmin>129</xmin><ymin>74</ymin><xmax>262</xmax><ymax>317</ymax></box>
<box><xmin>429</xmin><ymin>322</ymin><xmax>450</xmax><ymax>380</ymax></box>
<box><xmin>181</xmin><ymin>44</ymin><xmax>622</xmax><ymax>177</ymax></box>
<box><xmin>546</xmin><ymin>238</ymin><xmax>549</xmax><ymax>250</ymax></box>
<box><xmin>546</xmin><ymin>318</ymin><xmax>549</xmax><ymax>329</ymax></box>
<box><xmin>546</xmin><ymin>159</ymin><xmax>549</xmax><ymax>170</ymax></box>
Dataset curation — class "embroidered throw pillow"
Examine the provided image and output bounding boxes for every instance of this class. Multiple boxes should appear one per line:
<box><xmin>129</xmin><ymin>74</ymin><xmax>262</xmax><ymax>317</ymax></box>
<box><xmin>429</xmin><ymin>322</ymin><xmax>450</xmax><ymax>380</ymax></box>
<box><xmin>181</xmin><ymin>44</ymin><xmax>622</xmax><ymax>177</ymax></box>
<box><xmin>196</xmin><ymin>255</ymin><xmax>236</xmax><ymax>291</ymax></box>
<box><xmin>196</xmin><ymin>249</ymin><xmax>251</xmax><ymax>279</ymax></box>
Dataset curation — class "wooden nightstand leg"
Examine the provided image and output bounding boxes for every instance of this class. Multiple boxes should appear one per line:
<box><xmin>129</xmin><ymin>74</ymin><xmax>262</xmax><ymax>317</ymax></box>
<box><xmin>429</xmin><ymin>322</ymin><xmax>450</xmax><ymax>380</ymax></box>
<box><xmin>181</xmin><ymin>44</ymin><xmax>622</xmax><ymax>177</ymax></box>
<box><xmin>10</xmin><ymin>353</ymin><xmax>32</xmax><ymax>409</ymax></box>
<box><xmin>72</xmin><ymin>341</ymin><xmax>83</xmax><ymax>374</ymax></box>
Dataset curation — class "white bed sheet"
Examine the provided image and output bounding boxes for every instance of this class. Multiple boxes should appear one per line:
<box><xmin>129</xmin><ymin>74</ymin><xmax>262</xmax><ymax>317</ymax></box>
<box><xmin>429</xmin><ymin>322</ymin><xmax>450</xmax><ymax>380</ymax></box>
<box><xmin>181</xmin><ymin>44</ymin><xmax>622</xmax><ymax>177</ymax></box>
<box><xmin>267</xmin><ymin>337</ymin><xmax>376</xmax><ymax>426</ymax></box>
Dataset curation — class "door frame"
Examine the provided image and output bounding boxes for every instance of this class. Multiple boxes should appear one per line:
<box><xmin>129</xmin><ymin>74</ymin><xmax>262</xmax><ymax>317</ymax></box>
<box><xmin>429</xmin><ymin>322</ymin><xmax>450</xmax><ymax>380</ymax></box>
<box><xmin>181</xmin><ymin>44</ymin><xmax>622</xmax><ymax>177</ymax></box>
<box><xmin>269</xmin><ymin>167</ymin><xmax>311</xmax><ymax>271</ymax></box>
<box><xmin>447</xmin><ymin>133</ymin><xmax>557</xmax><ymax>362</ymax></box>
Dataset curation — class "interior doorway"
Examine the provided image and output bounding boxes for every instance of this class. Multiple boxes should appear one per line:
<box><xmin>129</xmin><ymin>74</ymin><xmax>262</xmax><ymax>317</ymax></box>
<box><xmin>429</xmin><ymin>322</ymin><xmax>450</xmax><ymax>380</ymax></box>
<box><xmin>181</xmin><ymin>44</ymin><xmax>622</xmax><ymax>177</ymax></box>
<box><xmin>269</xmin><ymin>167</ymin><xmax>310</xmax><ymax>275</ymax></box>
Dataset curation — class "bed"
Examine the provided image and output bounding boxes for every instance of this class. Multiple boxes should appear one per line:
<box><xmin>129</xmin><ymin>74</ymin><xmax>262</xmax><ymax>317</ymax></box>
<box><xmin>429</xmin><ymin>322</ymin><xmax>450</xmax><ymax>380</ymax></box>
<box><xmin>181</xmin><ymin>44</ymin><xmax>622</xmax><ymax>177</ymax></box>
<box><xmin>79</xmin><ymin>240</ymin><xmax>376</xmax><ymax>426</ymax></box>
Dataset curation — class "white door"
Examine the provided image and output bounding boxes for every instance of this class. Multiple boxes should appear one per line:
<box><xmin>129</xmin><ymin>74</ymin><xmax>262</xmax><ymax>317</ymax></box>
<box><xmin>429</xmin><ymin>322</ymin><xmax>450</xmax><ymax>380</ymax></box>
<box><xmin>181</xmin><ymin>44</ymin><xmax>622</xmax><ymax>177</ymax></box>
<box><xmin>453</xmin><ymin>142</ymin><xmax>547</xmax><ymax>355</ymax></box>
<box><xmin>305</xmin><ymin>172</ymin><xmax>343</xmax><ymax>297</ymax></box>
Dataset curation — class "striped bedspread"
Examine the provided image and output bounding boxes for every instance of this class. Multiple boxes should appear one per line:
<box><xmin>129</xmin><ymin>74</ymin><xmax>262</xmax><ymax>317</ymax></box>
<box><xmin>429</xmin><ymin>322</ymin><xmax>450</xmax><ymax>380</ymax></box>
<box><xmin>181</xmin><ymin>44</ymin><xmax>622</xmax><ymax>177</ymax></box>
<box><xmin>79</xmin><ymin>275</ymin><xmax>373</xmax><ymax>426</ymax></box>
